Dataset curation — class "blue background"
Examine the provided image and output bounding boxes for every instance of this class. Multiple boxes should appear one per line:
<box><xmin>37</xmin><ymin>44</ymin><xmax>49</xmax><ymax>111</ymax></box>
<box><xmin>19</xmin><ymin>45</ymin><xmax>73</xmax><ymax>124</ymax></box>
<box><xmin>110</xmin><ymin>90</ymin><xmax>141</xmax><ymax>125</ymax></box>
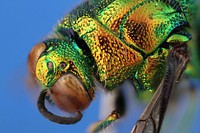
<box><xmin>0</xmin><ymin>0</ymin><xmax>99</xmax><ymax>133</ymax></box>
<box><xmin>0</xmin><ymin>0</ymin><xmax>199</xmax><ymax>133</ymax></box>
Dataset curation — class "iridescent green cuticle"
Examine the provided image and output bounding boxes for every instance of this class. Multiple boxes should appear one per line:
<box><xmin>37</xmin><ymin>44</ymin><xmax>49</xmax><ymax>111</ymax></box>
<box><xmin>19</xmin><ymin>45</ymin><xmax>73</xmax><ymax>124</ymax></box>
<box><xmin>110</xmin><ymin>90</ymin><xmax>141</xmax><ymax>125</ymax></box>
<box><xmin>36</xmin><ymin>0</ymin><xmax>191</xmax><ymax>92</ymax></box>
<box><xmin>32</xmin><ymin>0</ymin><xmax>192</xmax><ymax>130</ymax></box>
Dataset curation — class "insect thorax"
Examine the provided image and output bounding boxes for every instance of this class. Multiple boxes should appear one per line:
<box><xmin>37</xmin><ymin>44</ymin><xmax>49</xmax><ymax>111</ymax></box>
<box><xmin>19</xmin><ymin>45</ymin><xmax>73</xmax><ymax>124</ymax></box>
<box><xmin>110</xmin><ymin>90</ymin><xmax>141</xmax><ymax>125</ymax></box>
<box><xmin>56</xmin><ymin>0</ymin><xmax>188</xmax><ymax>90</ymax></box>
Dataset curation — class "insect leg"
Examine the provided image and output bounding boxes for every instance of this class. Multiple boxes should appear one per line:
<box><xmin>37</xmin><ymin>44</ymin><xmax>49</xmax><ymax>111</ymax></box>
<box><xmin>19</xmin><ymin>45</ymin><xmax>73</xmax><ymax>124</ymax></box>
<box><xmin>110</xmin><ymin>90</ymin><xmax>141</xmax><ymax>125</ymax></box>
<box><xmin>89</xmin><ymin>89</ymin><xmax>126</xmax><ymax>133</ymax></box>
<box><xmin>131</xmin><ymin>43</ymin><xmax>189</xmax><ymax>133</ymax></box>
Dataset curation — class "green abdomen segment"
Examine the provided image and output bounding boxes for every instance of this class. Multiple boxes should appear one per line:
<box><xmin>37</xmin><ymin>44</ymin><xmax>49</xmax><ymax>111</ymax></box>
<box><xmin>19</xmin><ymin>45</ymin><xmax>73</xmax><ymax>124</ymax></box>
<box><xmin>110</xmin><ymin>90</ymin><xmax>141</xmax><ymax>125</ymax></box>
<box><xmin>96</xmin><ymin>0</ymin><xmax>188</xmax><ymax>54</ymax></box>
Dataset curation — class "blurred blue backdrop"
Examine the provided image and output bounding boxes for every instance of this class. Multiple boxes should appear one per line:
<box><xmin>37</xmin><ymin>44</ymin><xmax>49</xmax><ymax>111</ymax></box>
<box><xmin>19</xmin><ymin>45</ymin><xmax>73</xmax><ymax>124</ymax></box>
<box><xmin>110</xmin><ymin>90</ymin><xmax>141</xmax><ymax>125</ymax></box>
<box><xmin>0</xmin><ymin>0</ymin><xmax>99</xmax><ymax>133</ymax></box>
<box><xmin>0</xmin><ymin>0</ymin><xmax>199</xmax><ymax>133</ymax></box>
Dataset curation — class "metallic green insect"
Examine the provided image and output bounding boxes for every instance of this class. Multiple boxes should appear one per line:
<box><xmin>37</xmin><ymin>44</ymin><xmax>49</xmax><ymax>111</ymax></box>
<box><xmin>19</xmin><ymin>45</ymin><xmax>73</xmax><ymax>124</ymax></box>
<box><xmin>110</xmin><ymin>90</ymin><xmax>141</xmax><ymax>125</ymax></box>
<box><xmin>28</xmin><ymin>0</ymin><xmax>193</xmax><ymax>132</ymax></box>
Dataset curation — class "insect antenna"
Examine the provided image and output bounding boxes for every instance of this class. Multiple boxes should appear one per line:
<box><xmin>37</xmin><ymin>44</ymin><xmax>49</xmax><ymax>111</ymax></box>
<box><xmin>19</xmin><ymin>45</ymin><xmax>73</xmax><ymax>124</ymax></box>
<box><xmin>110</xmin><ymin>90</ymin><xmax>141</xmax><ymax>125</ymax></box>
<box><xmin>37</xmin><ymin>89</ymin><xmax>83</xmax><ymax>124</ymax></box>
